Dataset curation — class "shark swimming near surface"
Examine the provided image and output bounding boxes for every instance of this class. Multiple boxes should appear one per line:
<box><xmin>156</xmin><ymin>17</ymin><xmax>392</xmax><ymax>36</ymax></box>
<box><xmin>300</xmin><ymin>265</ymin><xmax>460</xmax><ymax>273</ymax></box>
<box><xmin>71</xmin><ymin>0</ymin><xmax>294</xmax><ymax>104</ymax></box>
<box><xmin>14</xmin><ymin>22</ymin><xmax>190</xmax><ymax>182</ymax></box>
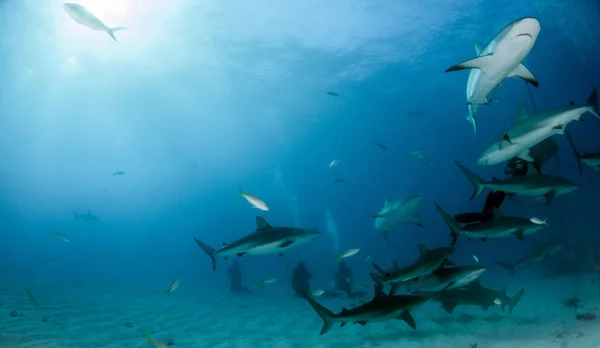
<box><xmin>194</xmin><ymin>216</ymin><xmax>320</xmax><ymax>271</ymax></box>
<box><xmin>445</xmin><ymin>17</ymin><xmax>541</xmax><ymax>137</ymax></box>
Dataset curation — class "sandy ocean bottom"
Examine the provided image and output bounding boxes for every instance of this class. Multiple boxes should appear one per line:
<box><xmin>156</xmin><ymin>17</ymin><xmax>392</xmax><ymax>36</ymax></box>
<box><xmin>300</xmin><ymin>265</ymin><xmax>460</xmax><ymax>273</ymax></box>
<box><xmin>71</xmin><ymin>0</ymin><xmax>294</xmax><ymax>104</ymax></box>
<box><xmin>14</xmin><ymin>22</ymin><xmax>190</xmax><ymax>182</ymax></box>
<box><xmin>1</xmin><ymin>274</ymin><xmax>599</xmax><ymax>348</ymax></box>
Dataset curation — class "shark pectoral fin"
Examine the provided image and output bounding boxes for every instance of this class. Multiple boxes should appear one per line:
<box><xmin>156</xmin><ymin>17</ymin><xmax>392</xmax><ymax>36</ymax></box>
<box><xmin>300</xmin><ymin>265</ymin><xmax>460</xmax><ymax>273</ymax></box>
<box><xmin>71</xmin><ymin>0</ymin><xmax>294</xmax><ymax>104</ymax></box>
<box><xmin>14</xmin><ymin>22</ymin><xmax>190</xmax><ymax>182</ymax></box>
<box><xmin>509</xmin><ymin>63</ymin><xmax>539</xmax><ymax>87</ymax></box>
<box><xmin>552</xmin><ymin>124</ymin><xmax>566</xmax><ymax>134</ymax></box>
<box><xmin>445</xmin><ymin>54</ymin><xmax>494</xmax><ymax>73</ymax></box>
<box><xmin>398</xmin><ymin>310</ymin><xmax>417</xmax><ymax>329</ymax></box>
<box><xmin>516</xmin><ymin>149</ymin><xmax>535</xmax><ymax>162</ymax></box>
<box><xmin>279</xmin><ymin>241</ymin><xmax>293</xmax><ymax>248</ymax></box>
<box><xmin>513</xmin><ymin>229</ymin><xmax>524</xmax><ymax>241</ymax></box>
<box><xmin>544</xmin><ymin>190</ymin><xmax>557</xmax><ymax>205</ymax></box>
<box><xmin>441</xmin><ymin>301</ymin><xmax>457</xmax><ymax>314</ymax></box>
<box><xmin>411</xmin><ymin>216</ymin><xmax>424</xmax><ymax>227</ymax></box>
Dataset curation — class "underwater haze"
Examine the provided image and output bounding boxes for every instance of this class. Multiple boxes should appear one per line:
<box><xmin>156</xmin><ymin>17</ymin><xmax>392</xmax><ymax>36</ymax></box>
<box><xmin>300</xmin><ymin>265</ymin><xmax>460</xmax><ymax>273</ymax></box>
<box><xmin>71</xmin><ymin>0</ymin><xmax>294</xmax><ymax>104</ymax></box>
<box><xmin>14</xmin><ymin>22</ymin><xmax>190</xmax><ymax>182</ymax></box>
<box><xmin>1</xmin><ymin>0</ymin><xmax>600</xmax><ymax>347</ymax></box>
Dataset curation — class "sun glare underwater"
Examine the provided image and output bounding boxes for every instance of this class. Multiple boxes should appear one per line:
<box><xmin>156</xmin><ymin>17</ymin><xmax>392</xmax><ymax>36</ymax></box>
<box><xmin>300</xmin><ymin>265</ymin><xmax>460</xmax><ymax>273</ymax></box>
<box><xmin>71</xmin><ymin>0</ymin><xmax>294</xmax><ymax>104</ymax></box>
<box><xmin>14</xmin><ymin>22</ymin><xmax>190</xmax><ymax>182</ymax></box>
<box><xmin>1</xmin><ymin>0</ymin><xmax>600</xmax><ymax>347</ymax></box>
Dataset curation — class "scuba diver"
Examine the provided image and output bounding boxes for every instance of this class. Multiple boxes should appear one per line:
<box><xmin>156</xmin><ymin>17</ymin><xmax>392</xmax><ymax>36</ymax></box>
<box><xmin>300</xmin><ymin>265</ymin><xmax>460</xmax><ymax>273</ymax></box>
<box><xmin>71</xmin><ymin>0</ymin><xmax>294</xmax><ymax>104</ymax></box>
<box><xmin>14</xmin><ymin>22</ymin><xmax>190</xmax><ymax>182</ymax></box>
<box><xmin>291</xmin><ymin>261</ymin><xmax>312</xmax><ymax>298</ymax></box>
<box><xmin>334</xmin><ymin>260</ymin><xmax>354</xmax><ymax>297</ymax></box>
<box><xmin>227</xmin><ymin>260</ymin><xmax>252</xmax><ymax>293</ymax></box>
<box><xmin>454</xmin><ymin>138</ymin><xmax>558</xmax><ymax>226</ymax></box>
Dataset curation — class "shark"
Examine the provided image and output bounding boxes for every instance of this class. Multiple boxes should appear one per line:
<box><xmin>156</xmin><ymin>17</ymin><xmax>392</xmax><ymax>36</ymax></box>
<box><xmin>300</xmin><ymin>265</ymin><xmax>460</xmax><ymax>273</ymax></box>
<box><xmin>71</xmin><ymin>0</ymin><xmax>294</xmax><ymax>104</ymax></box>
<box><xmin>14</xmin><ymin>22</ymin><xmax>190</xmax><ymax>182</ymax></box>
<box><xmin>455</xmin><ymin>160</ymin><xmax>579</xmax><ymax>205</ymax></box>
<box><xmin>435</xmin><ymin>203</ymin><xmax>546</xmax><ymax>245</ymax></box>
<box><xmin>478</xmin><ymin>89</ymin><xmax>599</xmax><ymax>166</ymax></box>
<box><xmin>194</xmin><ymin>216</ymin><xmax>320</xmax><ymax>271</ymax></box>
<box><xmin>416</xmin><ymin>280</ymin><xmax>525</xmax><ymax>315</ymax></box>
<box><xmin>496</xmin><ymin>240</ymin><xmax>569</xmax><ymax>277</ymax></box>
<box><xmin>566</xmin><ymin>130</ymin><xmax>600</xmax><ymax>175</ymax></box>
<box><xmin>400</xmin><ymin>265</ymin><xmax>487</xmax><ymax>293</ymax></box>
<box><xmin>370</xmin><ymin>244</ymin><xmax>456</xmax><ymax>286</ymax></box>
<box><xmin>63</xmin><ymin>3</ymin><xmax>126</xmax><ymax>42</ymax></box>
<box><xmin>445</xmin><ymin>17</ymin><xmax>541</xmax><ymax>137</ymax></box>
<box><xmin>304</xmin><ymin>284</ymin><xmax>430</xmax><ymax>335</ymax></box>
<box><xmin>72</xmin><ymin>211</ymin><xmax>99</xmax><ymax>221</ymax></box>
<box><xmin>373</xmin><ymin>196</ymin><xmax>425</xmax><ymax>241</ymax></box>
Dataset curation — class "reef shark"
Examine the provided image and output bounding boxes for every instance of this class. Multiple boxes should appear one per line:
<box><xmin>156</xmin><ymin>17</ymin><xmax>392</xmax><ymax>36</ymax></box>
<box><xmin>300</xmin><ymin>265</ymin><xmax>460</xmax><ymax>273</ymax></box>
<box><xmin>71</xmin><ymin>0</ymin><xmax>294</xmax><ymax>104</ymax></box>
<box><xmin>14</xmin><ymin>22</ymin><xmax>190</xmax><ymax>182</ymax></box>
<box><xmin>445</xmin><ymin>17</ymin><xmax>541</xmax><ymax>137</ymax></box>
<box><xmin>194</xmin><ymin>216</ymin><xmax>320</xmax><ymax>271</ymax></box>
<box><xmin>417</xmin><ymin>280</ymin><xmax>525</xmax><ymax>315</ymax></box>
<box><xmin>373</xmin><ymin>196</ymin><xmax>425</xmax><ymax>241</ymax></box>
<box><xmin>478</xmin><ymin>89</ymin><xmax>599</xmax><ymax>166</ymax></box>
<box><xmin>304</xmin><ymin>284</ymin><xmax>430</xmax><ymax>335</ymax></box>
<box><xmin>455</xmin><ymin>160</ymin><xmax>579</xmax><ymax>205</ymax></box>
<box><xmin>400</xmin><ymin>265</ymin><xmax>487</xmax><ymax>293</ymax></box>
<box><xmin>63</xmin><ymin>3</ymin><xmax>126</xmax><ymax>42</ymax></box>
<box><xmin>496</xmin><ymin>240</ymin><xmax>569</xmax><ymax>277</ymax></box>
<box><xmin>566</xmin><ymin>130</ymin><xmax>600</xmax><ymax>175</ymax></box>
<box><xmin>435</xmin><ymin>203</ymin><xmax>546</xmax><ymax>245</ymax></box>
<box><xmin>370</xmin><ymin>244</ymin><xmax>456</xmax><ymax>286</ymax></box>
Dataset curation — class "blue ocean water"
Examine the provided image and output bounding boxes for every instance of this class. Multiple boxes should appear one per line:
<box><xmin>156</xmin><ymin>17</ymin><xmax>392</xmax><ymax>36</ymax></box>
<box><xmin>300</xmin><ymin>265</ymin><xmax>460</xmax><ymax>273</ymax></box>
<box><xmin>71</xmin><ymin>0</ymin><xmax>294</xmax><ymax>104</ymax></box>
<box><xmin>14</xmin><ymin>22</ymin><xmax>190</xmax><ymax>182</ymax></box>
<box><xmin>1</xmin><ymin>1</ymin><xmax>600</xmax><ymax>347</ymax></box>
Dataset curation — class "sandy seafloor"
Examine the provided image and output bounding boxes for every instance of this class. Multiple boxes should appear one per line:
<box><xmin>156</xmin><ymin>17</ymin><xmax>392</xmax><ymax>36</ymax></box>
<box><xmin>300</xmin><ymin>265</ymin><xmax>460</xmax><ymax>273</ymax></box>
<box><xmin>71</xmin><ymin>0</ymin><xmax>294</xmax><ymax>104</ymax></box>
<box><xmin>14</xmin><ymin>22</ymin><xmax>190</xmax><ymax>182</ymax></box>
<box><xmin>1</xmin><ymin>273</ymin><xmax>599</xmax><ymax>348</ymax></box>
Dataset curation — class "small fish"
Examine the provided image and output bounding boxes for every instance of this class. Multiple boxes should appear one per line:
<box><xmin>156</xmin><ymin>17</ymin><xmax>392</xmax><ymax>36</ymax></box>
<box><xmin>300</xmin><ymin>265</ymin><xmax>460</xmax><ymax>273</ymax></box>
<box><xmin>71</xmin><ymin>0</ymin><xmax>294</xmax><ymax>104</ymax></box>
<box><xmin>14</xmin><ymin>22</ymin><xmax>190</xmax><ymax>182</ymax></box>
<box><xmin>112</xmin><ymin>171</ymin><xmax>125</xmax><ymax>176</ymax></box>
<box><xmin>25</xmin><ymin>288</ymin><xmax>38</xmax><ymax>310</ymax></box>
<box><xmin>493</xmin><ymin>298</ymin><xmax>503</xmax><ymax>306</ymax></box>
<box><xmin>336</xmin><ymin>248</ymin><xmax>360</xmax><ymax>262</ymax></box>
<box><xmin>473</xmin><ymin>255</ymin><xmax>479</xmax><ymax>263</ymax></box>
<box><xmin>50</xmin><ymin>229</ymin><xmax>70</xmax><ymax>243</ymax></box>
<box><xmin>373</xmin><ymin>142</ymin><xmax>388</xmax><ymax>151</ymax></box>
<box><xmin>408</xmin><ymin>110</ymin><xmax>424</xmax><ymax>116</ymax></box>
<box><xmin>256</xmin><ymin>277</ymin><xmax>277</xmax><ymax>288</ymax></box>
<box><xmin>326</xmin><ymin>91</ymin><xmax>339</xmax><ymax>97</ymax></box>
<box><xmin>164</xmin><ymin>277</ymin><xmax>181</xmax><ymax>298</ymax></box>
<box><xmin>365</xmin><ymin>255</ymin><xmax>371</xmax><ymax>262</ymax></box>
<box><xmin>530</xmin><ymin>217</ymin><xmax>549</xmax><ymax>226</ymax></box>
<box><xmin>237</xmin><ymin>188</ymin><xmax>269</xmax><ymax>211</ymax></box>
<box><xmin>143</xmin><ymin>330</ymin><xmax>169</xmax><ymax>348</ymax></box>
<box><xmin>406</xmin><ymin>149</ymin><xmax>424</xmax><ymax>158</ymax></box>
<box><xmin>44</xmin><ymin>258</ymin><xmax>57</xmax><ymax>264</ymax></box>
<box><xmin>333</xmin><ymin>178</ymin><xmax>345</xmax><ymax>184</ymax></box>
<box><xmin>328</xmin><ymin>160</ymin><xmax>339</xmax><ymax>170</ymax></box>
<box><xmin>311</xmin><ymin>289</ymin><xmax>325</xmax><ymax>297</ymax></box>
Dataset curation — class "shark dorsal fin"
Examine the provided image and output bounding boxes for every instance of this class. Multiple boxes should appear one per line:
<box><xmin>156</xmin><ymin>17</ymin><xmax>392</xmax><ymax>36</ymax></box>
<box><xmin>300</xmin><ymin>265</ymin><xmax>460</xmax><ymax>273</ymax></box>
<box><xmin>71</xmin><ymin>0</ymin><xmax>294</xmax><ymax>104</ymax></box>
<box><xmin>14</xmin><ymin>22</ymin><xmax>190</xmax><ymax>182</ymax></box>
<box><xmin>374</xmin><ymin>284</ymin><xmax>385</xmax><ymax>299</ymax></box>
<box><xmin>474</xmin><ymin>41</ymin><xmax>485</xmax><ymax>55</ymax></box>
<box><xmin>515</xmin><ymin>104</ymin><xmax>530</xmax><ymax>122</ymax></box>
<box><xmin>501</xmin><ymin>134</ymin><xmax>513</xmax><ymax>149</ymax></box>
<box><xmin>417</xmin><ymin>244</ymin><xmax>429</xmax><ymax>256</ymax></box>
<box><xmin>492</xmin><ymin>208</ymin><xmax>504</xmax><ymax>219</ymax></box>
<box><xmin>255</xmin><ymin>216</ymin><xmax>272</xmax><ymax>231</ymax></box>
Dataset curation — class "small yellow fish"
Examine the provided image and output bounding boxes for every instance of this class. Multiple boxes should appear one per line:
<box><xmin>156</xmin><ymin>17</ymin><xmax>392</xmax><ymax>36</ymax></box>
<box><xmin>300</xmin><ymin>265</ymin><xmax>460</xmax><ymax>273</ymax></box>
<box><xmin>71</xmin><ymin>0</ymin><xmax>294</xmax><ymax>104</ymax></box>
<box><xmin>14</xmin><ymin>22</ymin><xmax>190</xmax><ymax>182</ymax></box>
<box><xmin>256</xmin><ymin>277</ymin><xmax>277</xmax><ymax>288</ymax></box>
<box><xmin>164</xmin><ymin>277</ymin><xmax>181</xmax><ymax>298</ymax></box>
<box><xmin>311</xmin><ymin>289</ymin><xmax>324</xmax><ymax>297</ymax></box>
<box><xmin>25</xmin><ymin>288</ymin><xmax>38</xmax><ymax>310</ymax></box>
<box><xmin>237</xmin><ymin>188</ymin><xmax>269</xmax><ymax>211</ymax></box>
<box><xmin>530</xmin><ymin>217</ymin><xmax>549</xmax><ymax>226</ymax></box>
<box><xmin>50</xmin><ymin>229</ymin><xmax>70</xmax><ymax>242</ymax></box>
<box><xmin>143</xmin><ymin>330</ymin><xmax>169</xmax><ymax>348</ymax></box>
<box><xmin>336</xmin><ymin>248</ymin><xmax>360</xmax><ymax>262</ymax></box>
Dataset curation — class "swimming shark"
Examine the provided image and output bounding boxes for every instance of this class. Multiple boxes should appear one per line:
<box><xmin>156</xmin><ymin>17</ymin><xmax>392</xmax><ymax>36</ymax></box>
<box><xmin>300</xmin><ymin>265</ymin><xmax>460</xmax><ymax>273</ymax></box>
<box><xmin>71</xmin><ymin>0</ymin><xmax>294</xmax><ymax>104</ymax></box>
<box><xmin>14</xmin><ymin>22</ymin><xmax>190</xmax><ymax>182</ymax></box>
<box><xmin>373</xmin><ymin>196</ymin><xmax>424</xmax><ymax>241</ymax></box>
<box><xmin>72</xmin><ymin>211</ymin><xmax>99</xmax><ymax>221</ymax></box>
<box><xmin>63</xmin><ymin>3</ymin><xmax>126</xmax><ymax>42</ymax></box>
<box><xmin>445</xmin><ymin>17</ymin><xmax>541</xmax><ymax>137</ymax></box>
<box><xmin>194</xmin><ymin>216</ymin><xmax>320</xmax><ymax>271</ymax></box>
<box><xmin>435</xmin><ymin>203</ymin><xmax>545</xmax><ymax>245</ymax></box>
<box><xmin>566</xmin><ymin>130</ymin><xmax>600</xmax><ymax>175</ymax></box>
<box><xmin>304</xmin><ymin>284</ymin><xmax>430</xmax><ymax>335</ymax></box>
<box><xmin>400</xmin><ymin>265</ymin><xmax>487</xmax><ymax>293</ymax></box>
<box><xmin>455</xmin><ymin>160</ymin><xmax>579</xmax><ymax>205</ymax></box>
<box><xmin>496</xmin><ymin>240</ymin><xmax>569</xmax><ymax>277</ymax></box>
<box><xmin>478</xmin><ymin>89</ymin><xmax>599</xmax><ymax>166</ymax></box>
<box><xmin>370</xmin><ymin>244</ymin><xmax>456</xmax><ymax>286</ymax></box>
<box><xmin>416</xmin><ymin>280</ymin><xmax>525</xmax><ymax>315</ymax></box>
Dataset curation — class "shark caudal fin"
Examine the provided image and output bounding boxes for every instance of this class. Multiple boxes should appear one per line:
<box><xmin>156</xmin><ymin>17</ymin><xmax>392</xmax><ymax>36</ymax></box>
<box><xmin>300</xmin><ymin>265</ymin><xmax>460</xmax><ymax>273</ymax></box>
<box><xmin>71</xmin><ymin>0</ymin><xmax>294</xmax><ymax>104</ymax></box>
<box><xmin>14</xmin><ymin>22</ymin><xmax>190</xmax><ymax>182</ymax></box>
<box><xmin>434</xmin><ymin>203</ymin><xmax>463</xmax><ymax>246</ymax></box>
<box><xmin>507</xmin><ymin>288</ymin><xmax>525</xmax><ymax>315</ymax></box>
<box><xmin>193</xmin><ymin>238</ymin><xmax>218</xmax><ymax>271</ymax></box>
<box><xmin>586</xmin><ymin>88</ymin><xmax>599</xmax><ymax>119</ymax></box>
<box><xmin>495</xmin><ymin>261</ymin><xmax>516</xmax><ymax>278</ymax></box>
<box><xmin>565</xmin><ymin>131</ymin><xmax>583</xmax><ymax>177</ymax></box>
<box><xmin>304</xmin><ymin>294</ymin><xmax>337</xmax><ymax>335</ymax></box>
<box><xmin>454</xmin><ymin>160</ymin><xmax>486</xmax><ymax>200</ymax></box>
<box><xmin>106</xmin><ymin>27</ymin><xmax>126</xmax><ymax>43</ymax></box>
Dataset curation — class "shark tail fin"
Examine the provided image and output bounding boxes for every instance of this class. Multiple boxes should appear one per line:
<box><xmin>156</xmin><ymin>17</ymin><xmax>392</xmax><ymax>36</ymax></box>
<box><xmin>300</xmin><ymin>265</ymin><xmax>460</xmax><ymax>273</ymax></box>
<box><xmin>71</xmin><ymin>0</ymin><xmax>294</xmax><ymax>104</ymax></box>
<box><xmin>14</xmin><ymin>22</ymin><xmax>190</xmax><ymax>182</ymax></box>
<box><xmin>193</xmin><ymin>238</ymin><xmax>218</xmax><ymax>271</ymax></box>
<box><xmin>507</xmin><ymin>288</ymin><xmax>525</xmax><ymax>315</ymax></box>
<box><xmin>587</xmin><ymin>88</ymin><xmax>599</xmax><ymax>119</ymax></box>
<box><xmin>454</xmin><ymin>160</ymin><xmax>486</xmax><ymax>200</ymax></box>
<box><xmin>495</xmin><ymin>261</ymin><xmax>516</xmax><ymax>278</ymax></box>
<box><xmin>467</xmin><ymin>104</ymin><xmax>478</xmax><ymax>138</ymax></box>
<box><xmin>107</xmin><ymin>27</ymin><xmax>126</xmax><ymax>43</ymax></box>
<box><xmin>164</xmin><ymin>290</ymin><xmax>171</xmax><ymax>298</ymax></box>
<box><xmin>236</xmin><ymin>187</ymin><xmax>245</xmax><ymax>198</ymax></box>
<box><xmin>565</xmin><ymin>131</ymin><xmax>582</xmax><ymax>177</ymax></box>
<box><xmin>433</xmin><ymin>203</ymin><xmax>462</xmax><ymax>246</ymax></box>
<box><xmin>304</xmin><ymin>294</ymin><xmax>337</xmax><ymax>335</ymax></box>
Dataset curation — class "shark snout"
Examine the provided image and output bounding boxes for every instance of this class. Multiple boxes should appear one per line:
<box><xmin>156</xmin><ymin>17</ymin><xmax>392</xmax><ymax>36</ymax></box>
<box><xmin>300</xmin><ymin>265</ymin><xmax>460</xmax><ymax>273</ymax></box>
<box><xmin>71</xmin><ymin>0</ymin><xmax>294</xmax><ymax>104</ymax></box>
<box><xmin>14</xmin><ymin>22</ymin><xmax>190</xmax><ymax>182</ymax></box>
<box><xmin>513</xmin><ymin>17</ymin><xmax>540</xmax><ymax>40</ymax></box>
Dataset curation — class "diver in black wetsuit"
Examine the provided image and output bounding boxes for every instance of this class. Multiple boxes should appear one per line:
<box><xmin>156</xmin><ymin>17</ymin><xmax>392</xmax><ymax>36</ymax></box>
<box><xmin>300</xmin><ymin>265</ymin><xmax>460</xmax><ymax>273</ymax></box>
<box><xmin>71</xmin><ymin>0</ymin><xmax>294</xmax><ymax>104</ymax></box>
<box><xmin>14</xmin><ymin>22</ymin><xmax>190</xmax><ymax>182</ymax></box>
<box><xmin>227</xmin><ymin>260</ymin><xmax>252</xmax><ymax>293</ymax></box>
<box><xmin>291</xmin><ymin>261</ymin><xmax>312</xmax><ymax>298</ymax></box>
<box><xmin>334</xmin><ymin>261</ymin><xmax>353</xmax><ymax>297</ymax></box>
